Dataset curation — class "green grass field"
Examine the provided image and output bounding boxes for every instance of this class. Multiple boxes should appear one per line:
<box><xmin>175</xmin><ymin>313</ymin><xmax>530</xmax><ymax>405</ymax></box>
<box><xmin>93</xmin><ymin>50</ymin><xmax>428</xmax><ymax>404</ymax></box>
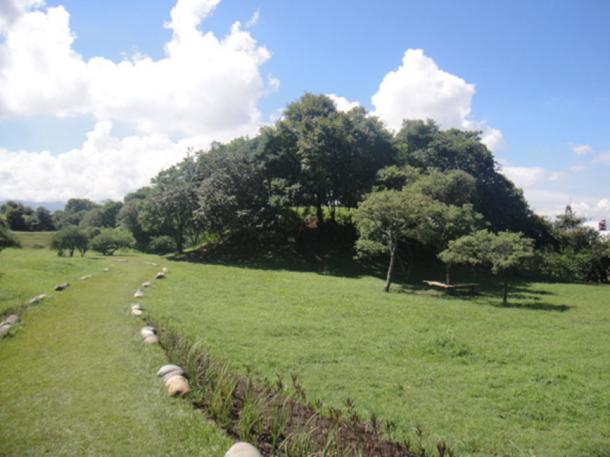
<box><xmin>0</xmin><ymin>248</ymin><xmax>231</xmax><ymax>456</ymax></box>
<box><xmin>142</xmin><ymin>259</ymin><xmax>610</xmax><ymax>457</ymax></box>
<box><xmin>12</xmin><ymin>231</ymin><xmax>55</xmax><ymax>249</ymax></box>
<box><xmin>2</xmin><ymin>245</ymin><xmax>609</xmax><ymax>457</ymax></box>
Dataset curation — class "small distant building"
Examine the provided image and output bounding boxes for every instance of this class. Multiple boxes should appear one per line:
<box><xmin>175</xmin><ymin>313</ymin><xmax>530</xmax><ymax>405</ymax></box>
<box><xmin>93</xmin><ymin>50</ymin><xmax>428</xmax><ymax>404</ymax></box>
<box><xmin>599</xmin><ymin>219</ymin><xmax>607</xmax><ymax>231</ymax></box>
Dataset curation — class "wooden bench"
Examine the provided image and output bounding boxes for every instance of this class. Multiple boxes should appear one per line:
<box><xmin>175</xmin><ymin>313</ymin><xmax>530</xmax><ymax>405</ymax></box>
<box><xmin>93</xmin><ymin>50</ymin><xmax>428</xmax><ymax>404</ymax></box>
<box><xmin>422</xmin><ymin>280</ymin><xmax>479</xmax><ymax>294</ymax></box>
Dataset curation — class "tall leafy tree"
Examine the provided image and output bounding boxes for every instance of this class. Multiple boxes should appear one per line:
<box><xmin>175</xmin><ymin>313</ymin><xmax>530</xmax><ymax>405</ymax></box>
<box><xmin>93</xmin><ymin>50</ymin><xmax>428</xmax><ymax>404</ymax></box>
<box><xmin>140</xmin><ymin>156</ymin><xmax>202</xmax><ymax>253</ymax></box>
<box><xmin>354</xmin><ymin>189</ymin><xmax>433</xmax><ymax>292</ymax></box>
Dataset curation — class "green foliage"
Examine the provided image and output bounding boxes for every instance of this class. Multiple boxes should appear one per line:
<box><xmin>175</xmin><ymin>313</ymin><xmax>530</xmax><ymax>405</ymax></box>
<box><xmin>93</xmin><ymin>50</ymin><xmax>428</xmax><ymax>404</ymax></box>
<box><xmin>90</xmin><ymin>228</ymin><xmax>134</xmax><ymax>255</ymax></box>
<box><xmin>148</xmin><ymin>235</ymin><xmax>176</xmax><ymax>254</ymax></box>
<box><xmin>140</xmin><ymin>157</ymin><xmax>202</xmax><ymax>253</ymax></box>
<box><xmin>50</xmin><ymin>226</ymin><xmax>89</xmax><ymax>257</ymax></box>
<box><xmin>354</xmin><ymin>188</ymin><xmax>434</xmax><ymax>291</ymax></box>
<box><xmin>440</xmin><ymin>229</ymin><xmax>534</xmax><ymax>303</ymax></box>
<box><xmin>0</xmin><ymin>201</ymin><xmax>54</xmax><ymax>231</ymax></box>
<box><xmin>0</xmin><ymin>223</ymin><xmax>20</xmax><ymax>252</ymax></box>
<box><xmin>535</xmin><ymin>205</ymin><xmax>610</xmax><ymax>282</ymax></box>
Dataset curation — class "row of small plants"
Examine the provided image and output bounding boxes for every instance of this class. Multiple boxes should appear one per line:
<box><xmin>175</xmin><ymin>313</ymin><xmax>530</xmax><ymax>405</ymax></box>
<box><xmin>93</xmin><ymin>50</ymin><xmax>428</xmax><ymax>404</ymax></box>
<box><xmin>155</xmin><ymin>321</ymin><xmax>454</xmax><ymax>457</ymax></box>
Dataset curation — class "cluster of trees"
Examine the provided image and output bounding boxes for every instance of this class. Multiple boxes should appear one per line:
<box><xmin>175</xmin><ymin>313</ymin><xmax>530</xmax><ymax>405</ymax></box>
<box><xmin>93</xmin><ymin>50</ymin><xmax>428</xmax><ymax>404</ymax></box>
<box><xmin>51</xmin><ymin>226</ymin><xmax>134</xmax><ymax>257</ymax></box>
<box><xmin>536</xmin><ymin>205</ymin><xmax>610</xmax><ymax>282</ymax></box>
<box><xmin>0</xmin><ymin>201</ymin><xmax>55</xmax><ymax>231</ymax></box>
<box><xmin>121</xmin><ymin>94</ymin><xmax>548</xmax><ymax>257</ymax></box>
<box><xmin>3</xmin><ymin>93</ymin><xmax>607</xmax><ymax>295</ymax></box>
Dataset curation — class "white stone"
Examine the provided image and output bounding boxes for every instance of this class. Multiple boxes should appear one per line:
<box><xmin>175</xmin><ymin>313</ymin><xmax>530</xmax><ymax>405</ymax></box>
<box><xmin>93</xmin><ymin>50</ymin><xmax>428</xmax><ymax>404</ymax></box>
<box><xmin>0</xmin><ymin>324</ymin><xmax>12</xmax><ymax>337</ymax></box>
<box><xmin>28</xmin><ymin>294</ymin><xmax>46</xmax><ymax>305</ymax></box>
<box><xmin>2</xmin><ymin>315</ymin><xmax>19</xmax><ymax>326</ymax></box>
<box><xmin>143</xmin><ymin>335</ymin><xmax>159</xmax><ymax>345</ymax></box>
<box><xmin>157</xmin><ymin>364</ymin><xmax>183</xmax><ymax>378</ymax></box>
<box><xmin>131</xmin><ymin>309</ymin><xmax>143</xmax><ymax>316</ymax></box>
<box><xmin>141</xmin><ymin>281</ymin><xmax>152</xmax><ymax>288</ymax></box>
<box><xmin>79</xmin><ymin>274</ymin><xmax>92</xmax><ymax>280</ymax></box>
<box><xmin>155</xmin><ymin>272</ymin><xmax>165</xmax><ymax>280</ymax></box>
<box><xmin>224</xmin><ymin>442</ymin><xmax>262</xmax><ymax>457</ymax></box>
<box><xmin>162</xmin><ymin>369</ymin><xmax>185</xmax><ymax>383</ymax></box>
<box><xmin>141</xmin><ymin>327</ymin><xmax>155</xmax><ymax>338</ymax></box>
<box><xmin>54</xmin><ymin>282</ymin><xmax>69</xmax><ymax>291</ymax></box>
<box><xmin>134</xmin><ymin>289</ymin><xmax>144</xmax><ymax>298</ymax></box>
<box><xmin>161</xmin><ymin>267</ymin><xmax>168</xmax><ymax>273</ymax></box>
<box><xmin>165</xmin><ymin>375</ymin><xmax>190</xmax><ymax>396</ymax></box>
<box><xmin>102</xmin><ymin>267</ymin><xmax>110</xmax><ymax>272</ymax></box>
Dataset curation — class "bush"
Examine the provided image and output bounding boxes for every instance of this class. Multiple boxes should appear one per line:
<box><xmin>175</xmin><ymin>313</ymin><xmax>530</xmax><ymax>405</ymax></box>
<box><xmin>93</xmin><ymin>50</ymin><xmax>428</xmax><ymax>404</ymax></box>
<box><xmin>90</xmin><ymin>228</ymin><xmax>134</xmax><ymax>256</ymax></box>
<box><xmin>149</xmin><ymin>235</ymin><xmax>176</xmax><ymax>254</ymax></box>
<box><xmin>536</xmin><ymin>247</ymin><xmax>610</xmax><ymax>283</ymax></box>
<box><xmin>51</xmin><ymin>226</ymin><xmax>89</xmax><ymax>257</ymax></box>
<box><xmin>0</xmin><ymin>225</ymin><xmax>20</xmax><ymax>253</ymax></box>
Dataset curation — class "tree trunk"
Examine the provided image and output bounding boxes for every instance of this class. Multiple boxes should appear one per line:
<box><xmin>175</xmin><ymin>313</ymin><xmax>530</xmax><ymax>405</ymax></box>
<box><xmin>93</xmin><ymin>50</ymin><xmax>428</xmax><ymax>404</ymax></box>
<box><xmin>316</xmin><ymin>203</ymin><xmax>324</xmax><ymax>227</ymax></box>
<box><xmin>445</xmin><ymin>264</ymin><xmax>451</xmax><ymax>285</ymax></box>
<box><xmin>384</xmin><ymin>240</ymin><xmax>397</xmax><ymax>293</ymax></box>
<box><xmin>502</xmin><ymin>278</ymin><xmax>508</xmax><ymax>305</ymax></box>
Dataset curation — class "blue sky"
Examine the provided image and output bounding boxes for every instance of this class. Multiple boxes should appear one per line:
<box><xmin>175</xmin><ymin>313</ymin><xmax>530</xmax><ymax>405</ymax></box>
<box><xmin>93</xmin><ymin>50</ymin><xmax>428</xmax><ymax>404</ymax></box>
<box><xmin>0</xmin><ymin>0</ymin><xmax>609</xmax><ymax>221</ymax></box>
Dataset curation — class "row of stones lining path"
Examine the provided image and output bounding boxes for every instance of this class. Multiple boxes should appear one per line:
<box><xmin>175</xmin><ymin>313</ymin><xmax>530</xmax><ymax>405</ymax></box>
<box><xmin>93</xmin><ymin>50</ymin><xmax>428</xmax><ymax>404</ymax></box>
<box><xmin>0</xmin><ymin>258</ymin><xmax>236</xmax><ymax>457</ymax></box>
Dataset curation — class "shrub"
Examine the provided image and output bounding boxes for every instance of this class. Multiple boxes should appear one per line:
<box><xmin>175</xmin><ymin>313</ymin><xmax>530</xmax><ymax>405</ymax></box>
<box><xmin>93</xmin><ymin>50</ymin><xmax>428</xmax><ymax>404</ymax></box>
<box><xmin>0</xmin><ymin>225</ymin><xmax>20</xmax><ymax>253</ymax></box>
<box><xmin>51</xmin><ymin>226</ymin><xmax>89</xmax><ymax>257</ymax></box>
<box><xmin>149</xmin><ymin>235</ymin><xmax>176</xmax><ymax>254</ymax></box>
<box><xmin>90</xmin><ymin>228</ymin><xmax>134</xmax><ymax>256</ymax></box>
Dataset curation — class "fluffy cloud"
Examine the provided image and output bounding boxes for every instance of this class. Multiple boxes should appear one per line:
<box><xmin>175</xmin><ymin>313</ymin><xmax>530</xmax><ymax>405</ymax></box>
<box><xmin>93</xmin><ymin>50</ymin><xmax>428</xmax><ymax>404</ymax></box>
<box><xmin>0</xmin><ymin>0</ymin><xmax>274</xmax><ymax>140</ymax></box>
<box><xmin>501</xmin><ymin>166</ymin><xmax>563</xmax><ymax>188</ymax></box>
<box><xmin>371</xmin><ymin>49</ymin><xmax>502</xmax><ymax>150</ymax></box>
<box><xmin>571</xmin><ymin>144</ymin><xmax>592</xmax><ymax>155</ymax></box>
<box><xmin>326</xmin><ymin>93</ymin><xmax>360</xmax><ymax>112</ymax></box>
<box><xmin>0</xmin><ymin>121</ymin><xmax>202</xmax><ymax>201</ymax></box>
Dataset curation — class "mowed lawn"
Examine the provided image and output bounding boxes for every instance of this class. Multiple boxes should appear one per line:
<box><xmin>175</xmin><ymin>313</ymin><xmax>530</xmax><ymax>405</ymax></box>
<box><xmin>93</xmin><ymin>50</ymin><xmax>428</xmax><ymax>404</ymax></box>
<box><xmin>143</xmin><ymin>259</ymin><xmax>610</xmax><ymax>457</ymax></box>
<box><xmin>0</xmin><ymin>248</ymin><xmax>231</xmax><ymax>456</ymax></box>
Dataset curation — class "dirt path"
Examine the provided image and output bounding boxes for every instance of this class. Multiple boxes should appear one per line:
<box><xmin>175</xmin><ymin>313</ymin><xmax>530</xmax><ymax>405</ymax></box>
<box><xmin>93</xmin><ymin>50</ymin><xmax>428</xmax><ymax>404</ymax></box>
<box><xmin>0</xmin><ymin>257</ymin><xmax>230</xmax><ymax>457</ymax></box>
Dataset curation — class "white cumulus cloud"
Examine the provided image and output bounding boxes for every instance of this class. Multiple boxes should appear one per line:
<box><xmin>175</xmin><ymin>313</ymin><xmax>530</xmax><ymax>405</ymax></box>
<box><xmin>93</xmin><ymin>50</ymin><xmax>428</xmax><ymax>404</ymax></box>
<box><xmin>0</xmin><ymin>121</ymin><xmax>205</xmax><ymax>202</ymax></box>
<box><xmin>326</xmin><ymin>93</ymin><xmax>360</xmax><ymax>112</ymax></box>
<box><xmin>501</xmin><ymin>166</ymin><xmax>564</xmax><ymax>188</ymax></box>
<box><xmin>0</xmin><ymin>0</ymin><xmax>274</xmax><ymax>139</ymax></box>
<box><xmin>371</xmin><ymin>49</ymin><xmax>502</xmax><ymax>150</ymax></box>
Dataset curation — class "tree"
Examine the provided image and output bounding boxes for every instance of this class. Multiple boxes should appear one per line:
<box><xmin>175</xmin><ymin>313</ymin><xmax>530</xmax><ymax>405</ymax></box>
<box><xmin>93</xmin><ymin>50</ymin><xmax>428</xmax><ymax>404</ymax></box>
<box><xmin>0</xmin><ymin>201</ymin><xmax>33</xmax><ymax>231</ymax></box>
<box><xmin>33</xmin><ymin>206</ymin><xmax>55</xmax><ymax>231</ymax></box>
<box><xmin>0</xmin><ymin>218</ymin><xmax>20</xmax><ymax>253</ymax></box>
<box><xmin>51</xmin><ymin>226</ymin><xmax>89</xmax><ymax>257</ymax></box>
<box><xmin>140</xmin><ymin>157</ymin><xmax>201</xmax><ymax>253</ymax></box>
<box><xmin>354</xmin><ymin>189</ymin><xmax>432</xmax><ymax>292</ymax></box>
<box><xmin>90</xmin><ymin>228</ymin><xmax>134</xmax><ymax>256</ymax></box>
<box><xmin>196</xmin><ymin>144</ymin><xmax>293</xmax><ymax>240</ymax></box>
<box><xmin>258</xmin><ymin>94</ymin><xmax>397</xmax><ymax>221</ymax></box>
<box><xmin>439</xmin><ymin>230</ymin><xmax>534</xmax><ymax>305</ymax></box>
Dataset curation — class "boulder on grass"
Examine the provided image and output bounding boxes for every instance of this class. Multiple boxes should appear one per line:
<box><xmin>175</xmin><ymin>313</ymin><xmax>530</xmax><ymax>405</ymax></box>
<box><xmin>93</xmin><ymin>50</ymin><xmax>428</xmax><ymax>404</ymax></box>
<box><xmin>79</xmin><ymin>274</ymin><xmax>92</xmax><ymax>281</ymax></box>
<box><xmin>102</xmin><ymin>267</ymin><xmax>110</xmax><ymax>272</ymax></box>
<box><xmin>154</xmin><ymin>272</ymin><xmax>165</xmax><ymax>280</ymax></box>
<box><xmin>28</xmin><ymin>294</ymin><xmax>47</xmax><ymax>305</ymax></box>
<box><xmin>224</xmin><ymin>442</ymin><xmax>262</xmax><ymax>457</ymax></box>
<box><xmin>161</xmin><ymin>267</ymin><xmax>168</xmax><ymax>273</ymax></box>
<box><xmin>141</xmin><ymin>281</ymin><xmax>152</xmax><ymax>288</ymax></box>
<box><xmin>162</xmin><ymin>369</ymin><xmax>186</xmax><ymax>383</ymax></box>
<box><xmin>143</xmin><ymin>334</ymin><xmax>159</xmax><ymax>345</ymax></box>
<box><xmin>0</xmin><ymin>324</ymin><xmax>12</xmax><ymax>338</ymax></box>
<box><xmin>2</xmin><ymin>315</ymin><xmax>19</xmax><ymax>326</ymax></box>
<box><xmin>157</xmin><ymin>364</ymin><xmax>183</xmax><ymax>378</ymax></box>
<box><xmin>165</xmin><ymin>375</ymin><xmax>190</xmax><ymax>396</ymax></box>
<box><xmin>54</xmin><ymin>282</ymin><xmax>69</xmax><ymax>291</ymax></box>
<box><xmin>134</xmin><ymin>289</ymin><xmax>144</xmax><ymax>298</ymax></box>
<box><xmin>140</xmin><ymin>327</ymin><xmax>156</xmax><ymax>338</ymax></box>
<box><xmin>131</xmin><ymin>309</ymin><xmax>143</xmax><ymax>316</ymax></box>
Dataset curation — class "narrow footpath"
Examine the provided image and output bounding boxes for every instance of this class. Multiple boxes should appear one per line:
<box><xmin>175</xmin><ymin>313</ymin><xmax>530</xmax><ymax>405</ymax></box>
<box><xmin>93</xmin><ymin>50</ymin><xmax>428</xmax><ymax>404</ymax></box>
<box><xmin>0</xmin><ymin>258</ymin><xmax>230</xmax><ymax>457</ymax></box>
